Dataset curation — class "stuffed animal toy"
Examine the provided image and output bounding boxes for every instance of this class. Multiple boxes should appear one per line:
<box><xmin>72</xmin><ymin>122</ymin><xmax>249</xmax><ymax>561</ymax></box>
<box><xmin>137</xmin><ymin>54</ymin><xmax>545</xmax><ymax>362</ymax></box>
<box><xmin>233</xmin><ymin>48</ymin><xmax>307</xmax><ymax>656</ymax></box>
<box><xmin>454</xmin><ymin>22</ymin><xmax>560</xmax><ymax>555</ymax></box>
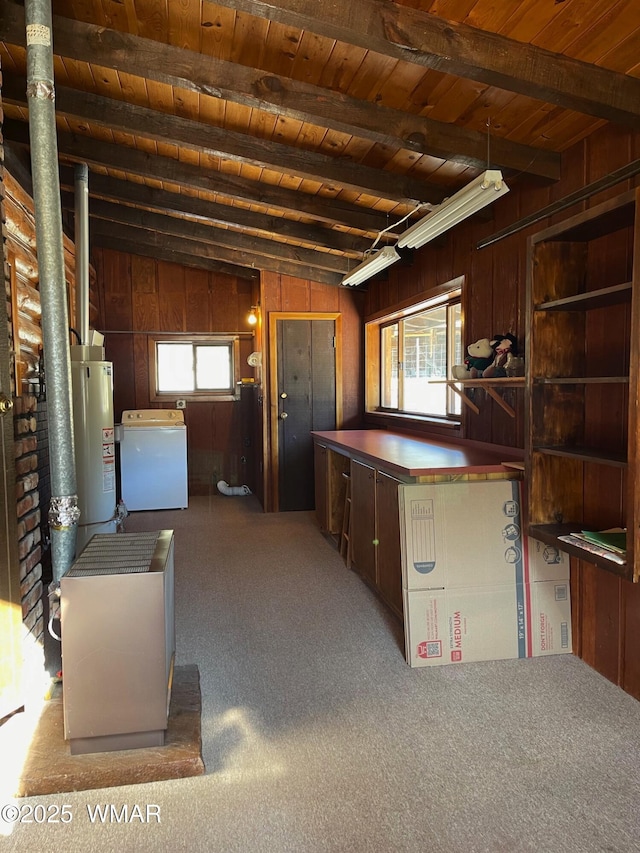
<box><xmin>452</xmin><ymin>338</ymin><xmax>496</xmax><ymax>380</ymax></box>
<box><xmin>482</xmin><ymin>333</ymin><xmax>518</xmax><ymax>378</ymax></box>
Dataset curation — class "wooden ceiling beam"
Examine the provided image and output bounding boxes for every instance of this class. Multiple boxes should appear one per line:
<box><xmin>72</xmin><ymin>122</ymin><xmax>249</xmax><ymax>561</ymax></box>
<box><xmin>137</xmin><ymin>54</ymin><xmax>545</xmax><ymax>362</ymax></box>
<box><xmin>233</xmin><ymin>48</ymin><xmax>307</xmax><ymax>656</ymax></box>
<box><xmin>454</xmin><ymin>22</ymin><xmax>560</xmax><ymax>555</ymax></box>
<box><xmin>3</xmin><ymin>74</ymin><xmax>441</xmax><ymax>206</ymax></box>
<box><xmin>57</xmin><ymin>167</ymin><xmax>371</xmax><ymax>255</ymax></box>
<box><xmin>0</xmin><ymin>2</ymin><xmax>560</xmax><ymax>180</ymax></box>
<box><xmin>3</xmin><ymin>118</ymin><xmax>391</xmax><ymax>235</ymax></box>
<box><xmin>208</xmin><ymin>0</ymin><xmax>640</xmax><ymax>128</ymax></box>
<box><xmin>61</xmin><ymin>194</ymin><xmax>352</xmax><ymax>273</ymax></box>
<box><xmin>92</xmin><ymin>235</ymin><xmax>259</xmax><ymax>280</ymax></box>
<box><xmin>90</xmin><ymin>220</ymin><xmax>344</xmax><ymax>286</ymax></box>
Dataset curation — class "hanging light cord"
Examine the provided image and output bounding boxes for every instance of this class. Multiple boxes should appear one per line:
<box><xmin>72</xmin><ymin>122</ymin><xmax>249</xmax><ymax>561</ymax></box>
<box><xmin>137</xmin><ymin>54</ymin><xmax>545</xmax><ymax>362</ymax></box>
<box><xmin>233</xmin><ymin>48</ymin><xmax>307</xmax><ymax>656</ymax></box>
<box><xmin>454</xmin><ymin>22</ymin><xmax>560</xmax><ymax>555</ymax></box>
<box><xmin>368</xmin><ymin>201</ymin><xmax>433</xmax><ymax>253</ymax></box>
<box><xmin>351</xmin><ymin>117</ymin><xmax>496</xmax><ymax>267</ymax></box>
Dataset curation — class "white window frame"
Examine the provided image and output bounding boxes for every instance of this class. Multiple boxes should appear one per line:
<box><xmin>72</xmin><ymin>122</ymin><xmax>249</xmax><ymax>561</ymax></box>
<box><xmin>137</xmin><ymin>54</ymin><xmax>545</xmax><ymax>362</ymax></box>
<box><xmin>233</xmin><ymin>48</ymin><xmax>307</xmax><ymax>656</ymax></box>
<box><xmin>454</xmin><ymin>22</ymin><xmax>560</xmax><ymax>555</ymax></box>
<box><xmin>149</xmin><ymin>334</ymin><xmax>241</xmax><ymax>402</ymax></box>
<box><xmin>365</xmin><ymin>280</ymin><xmax>463</xmax><ymax>424</ymax></box>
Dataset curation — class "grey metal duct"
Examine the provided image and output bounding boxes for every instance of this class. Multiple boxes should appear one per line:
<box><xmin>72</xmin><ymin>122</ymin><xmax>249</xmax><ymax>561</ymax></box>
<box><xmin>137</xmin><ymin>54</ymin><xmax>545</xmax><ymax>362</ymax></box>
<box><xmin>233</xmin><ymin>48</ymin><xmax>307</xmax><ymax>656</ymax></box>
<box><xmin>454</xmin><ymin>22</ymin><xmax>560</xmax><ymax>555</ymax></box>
<box><xmin>74</xmin><ymin>163</ymin><xmax>89</xmax><ymax>345</ymax></box>
<box><xmin>25</xmin><ymin>0</ymin><xmax>79</xmax><ymax>582</ymax></box>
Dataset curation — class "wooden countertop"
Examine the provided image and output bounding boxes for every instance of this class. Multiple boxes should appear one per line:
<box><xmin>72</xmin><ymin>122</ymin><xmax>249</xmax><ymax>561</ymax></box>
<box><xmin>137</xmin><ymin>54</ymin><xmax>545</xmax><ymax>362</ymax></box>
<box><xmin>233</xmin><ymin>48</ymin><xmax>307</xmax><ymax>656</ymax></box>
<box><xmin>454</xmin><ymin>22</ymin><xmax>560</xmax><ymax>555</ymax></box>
<box><xmin>311</xmin><ymin>429</ymin><xmax>517</xmax><ymax>478</ymax></box>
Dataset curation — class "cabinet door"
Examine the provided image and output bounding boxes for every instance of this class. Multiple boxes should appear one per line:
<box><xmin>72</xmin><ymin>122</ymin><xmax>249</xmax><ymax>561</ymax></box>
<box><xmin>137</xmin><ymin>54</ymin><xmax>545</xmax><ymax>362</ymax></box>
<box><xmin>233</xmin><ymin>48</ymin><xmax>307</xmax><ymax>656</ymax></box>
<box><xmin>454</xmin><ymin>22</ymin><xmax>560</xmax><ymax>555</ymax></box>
<box><xmin>313</xmin><ymin>442</ymin><xmax>329</xmax><ymax>532</ymax></box>
<box><xmin>351</xmin><ymin>459</ymin><xmax>377</xmax><ymax>586</ymax></box>
<box><xmin>376</xmin><ymin>471</ymin><xmax>403</xmax><ymax>617</ymax></box>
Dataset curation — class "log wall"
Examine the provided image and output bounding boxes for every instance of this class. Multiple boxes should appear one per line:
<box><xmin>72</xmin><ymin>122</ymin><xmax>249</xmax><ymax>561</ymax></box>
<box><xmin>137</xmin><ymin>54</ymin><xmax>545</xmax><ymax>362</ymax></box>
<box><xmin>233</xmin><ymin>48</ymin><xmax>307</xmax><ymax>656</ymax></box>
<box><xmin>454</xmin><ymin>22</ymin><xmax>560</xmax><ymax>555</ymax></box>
<box><xmin>2</xmin><ymin>163</ymin><xmax>82</xmax><ymax>702</ymax></box>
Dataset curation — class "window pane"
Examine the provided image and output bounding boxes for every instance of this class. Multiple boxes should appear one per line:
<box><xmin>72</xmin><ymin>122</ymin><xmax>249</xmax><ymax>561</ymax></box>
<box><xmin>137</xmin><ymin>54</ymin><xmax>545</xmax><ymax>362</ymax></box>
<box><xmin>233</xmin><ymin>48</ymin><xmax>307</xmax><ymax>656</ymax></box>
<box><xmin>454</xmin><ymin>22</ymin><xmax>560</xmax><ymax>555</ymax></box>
<box><xmin>157</xmin><ymin>343</ymin><xmax>194</xmax><ymax>392</ymax></box>
<box><xmin>402</xmin><ymin>306</ymin><xmax>447</xmax><ymax>416</ymax></box>
<box><xmin>195</xmin><ymin>345</ymin><xmax>231</xmax><ymax>390</ymax></box>
<box><xmin>448</xmin><ymin>302</ymin><xmax>462</xmax><ymax>416</ymax></box>
<box><xmin>381</xmin><ymin>323</ymin><xmax>399</xmax><ymax>408</ymax></box>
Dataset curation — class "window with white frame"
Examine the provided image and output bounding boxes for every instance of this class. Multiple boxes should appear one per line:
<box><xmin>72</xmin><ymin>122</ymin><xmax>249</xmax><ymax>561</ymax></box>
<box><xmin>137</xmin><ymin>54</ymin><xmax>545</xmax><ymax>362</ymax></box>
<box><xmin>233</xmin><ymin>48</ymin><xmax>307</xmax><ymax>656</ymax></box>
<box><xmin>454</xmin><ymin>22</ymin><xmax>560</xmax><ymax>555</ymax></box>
<box><xmin>369</xmin><ymin>288</ymin><xmax>462</xmax><ymax>421</ymax></box>
<box><xmin>150</xmin><ymin>336</ymin><xmax>240</xmax><ymax>401</ymax></box>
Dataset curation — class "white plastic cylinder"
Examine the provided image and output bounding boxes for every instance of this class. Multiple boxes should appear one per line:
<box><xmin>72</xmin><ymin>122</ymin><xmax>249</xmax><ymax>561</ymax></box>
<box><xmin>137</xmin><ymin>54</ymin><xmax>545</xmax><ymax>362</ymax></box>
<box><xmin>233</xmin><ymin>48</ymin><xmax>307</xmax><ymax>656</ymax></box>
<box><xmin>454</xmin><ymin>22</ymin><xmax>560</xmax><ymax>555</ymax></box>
<box><xmin>217</xmin><ymin>480</ymin><xmax>252</xmax><ymax>496</ymax></box>
<box><xmin>71</xmin><ymin>352</ymin><xmax>117</xmax><ymax>552</ymax></box>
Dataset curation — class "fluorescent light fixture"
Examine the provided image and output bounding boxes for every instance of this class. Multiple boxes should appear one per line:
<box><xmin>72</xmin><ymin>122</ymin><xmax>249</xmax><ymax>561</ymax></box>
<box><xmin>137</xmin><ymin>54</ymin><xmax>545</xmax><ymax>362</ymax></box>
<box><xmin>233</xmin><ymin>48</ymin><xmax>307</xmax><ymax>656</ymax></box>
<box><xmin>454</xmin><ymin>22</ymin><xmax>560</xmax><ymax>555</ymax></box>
<box><xmin>397</xmin><ymin>170</ymin><xmax>509</xmax><ymax>250</ymax></box>
<box><xmin>341</xmin><ymin>246</ymin><xmax>400</xmax><ymax>287</ymax></box>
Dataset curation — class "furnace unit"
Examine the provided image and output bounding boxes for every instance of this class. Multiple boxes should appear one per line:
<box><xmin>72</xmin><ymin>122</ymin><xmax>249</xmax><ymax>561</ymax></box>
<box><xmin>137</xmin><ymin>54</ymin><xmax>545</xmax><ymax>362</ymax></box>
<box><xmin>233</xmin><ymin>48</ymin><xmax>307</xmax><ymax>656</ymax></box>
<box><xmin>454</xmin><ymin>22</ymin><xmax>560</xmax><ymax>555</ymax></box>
<box><xmin>60</xmin><ymin>530</ymin><xmax>175</xmax><ymax>755</ymax></box>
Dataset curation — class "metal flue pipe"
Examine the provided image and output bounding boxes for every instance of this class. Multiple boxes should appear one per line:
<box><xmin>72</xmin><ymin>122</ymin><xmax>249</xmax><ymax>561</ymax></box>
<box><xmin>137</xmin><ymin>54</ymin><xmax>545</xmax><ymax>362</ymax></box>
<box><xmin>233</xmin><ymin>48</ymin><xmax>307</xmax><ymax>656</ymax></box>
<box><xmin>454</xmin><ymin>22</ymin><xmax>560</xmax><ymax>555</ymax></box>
<box><xmin>74</xmin><ymin>163</ymin><xmax>90</xmax><ymax>345</ymax></box>
<box><xmin>24</xmin><ymin>0</ymin><xmax>79</xmax><ymax>582</ymax></box>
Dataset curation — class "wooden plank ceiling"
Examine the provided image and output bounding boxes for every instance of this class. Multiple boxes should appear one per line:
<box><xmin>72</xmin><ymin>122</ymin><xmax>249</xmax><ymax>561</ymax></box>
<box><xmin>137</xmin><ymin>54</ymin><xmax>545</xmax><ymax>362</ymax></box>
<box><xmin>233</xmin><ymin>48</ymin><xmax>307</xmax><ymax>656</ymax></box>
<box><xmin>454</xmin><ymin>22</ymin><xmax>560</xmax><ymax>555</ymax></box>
<box><xmin>1</xmin><ymin>0</ymin><xmax>639</xmax><ymax>286</ymax></box>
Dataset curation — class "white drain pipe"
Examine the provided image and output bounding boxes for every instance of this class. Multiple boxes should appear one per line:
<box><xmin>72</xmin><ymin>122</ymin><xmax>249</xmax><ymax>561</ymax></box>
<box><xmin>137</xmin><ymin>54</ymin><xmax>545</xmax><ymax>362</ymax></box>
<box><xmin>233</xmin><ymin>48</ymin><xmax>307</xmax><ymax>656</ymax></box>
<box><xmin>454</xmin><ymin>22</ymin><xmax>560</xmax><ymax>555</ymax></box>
<box><xmin>74</xmin><ymin>163</ymin><xmax>90</xmax><ymax>344</ymax></box>
<box><xmin>217</xmin><ymin>480</ymin><xmax>252</xmax><ymax>496</ymax></box>
<box><xmin>25</xmin><ymin>0</ymin><xmax>79</xmax><ymax>582</ymax></box>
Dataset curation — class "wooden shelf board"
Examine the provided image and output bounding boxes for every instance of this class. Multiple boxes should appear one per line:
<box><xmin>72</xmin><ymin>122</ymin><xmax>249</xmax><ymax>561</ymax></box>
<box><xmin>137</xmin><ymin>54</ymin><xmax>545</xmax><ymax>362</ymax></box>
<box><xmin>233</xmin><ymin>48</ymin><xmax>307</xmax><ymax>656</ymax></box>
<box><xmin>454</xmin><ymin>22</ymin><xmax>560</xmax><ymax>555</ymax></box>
<box><xmin>533</xmin><ymin>445</ymin><xmax>627</xmax><ymax>467</ymax></box>
<box><xmin>501</xmin><ymin>461</ymin><xmax>525</xmax><ymax>471</ymax></box>
<box><xmin>533</xmin><ymin>190</ymin><xmax>636</xmax><ymax>244</ymax></box>
<box><xmin>433</xmin><ymin>377</ymin><xmax>525</xmax><ymax>387</ymax></box>
<box><xmin>528</xmin><ymin>523</ymin><xmax>630</xmax><ymax>578</ymax></box>
<box><xmin>533</xmin><ymin>376</ymin><xmax>628</xmax><ymax>384</ymax></box>
<box><xmin>535</xmin><ymin>281</ymin><xmax>632</xmax><ymax>312</ymax></box>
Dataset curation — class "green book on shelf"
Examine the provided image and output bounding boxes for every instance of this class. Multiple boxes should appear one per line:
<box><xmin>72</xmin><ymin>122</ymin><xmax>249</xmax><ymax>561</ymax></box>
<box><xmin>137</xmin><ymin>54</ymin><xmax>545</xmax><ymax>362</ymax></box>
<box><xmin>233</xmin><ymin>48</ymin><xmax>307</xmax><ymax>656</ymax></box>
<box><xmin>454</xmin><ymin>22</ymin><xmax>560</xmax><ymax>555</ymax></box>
<box><xmin>579</xmin><ymin>529</ymin><xmax>627</xmax><ymax>555</ymax></box>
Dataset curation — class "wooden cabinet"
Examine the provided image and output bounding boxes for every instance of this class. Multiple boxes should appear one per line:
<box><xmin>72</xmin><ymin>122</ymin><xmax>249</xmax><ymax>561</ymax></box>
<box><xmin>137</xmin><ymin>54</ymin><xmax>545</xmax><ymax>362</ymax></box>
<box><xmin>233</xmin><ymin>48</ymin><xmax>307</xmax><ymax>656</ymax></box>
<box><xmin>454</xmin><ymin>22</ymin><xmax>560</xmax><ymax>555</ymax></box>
<box><xmin>314</xmin><ymin>442</ymin><xmax>350</xmax><ymax>541</ymax></box>
<box><xmin>351</xmin><ymin>460</ymin><xmax>377</xmax><ymax>587</ymax></box>
<box><xmin>525</xmin><ymin>188</ymin><xmax>640</xmax><ymax>582</ymax></box>
<box><xmin>314</xmin><ymin>442</ymin><xmax>329</xmax><ymax>533</ymax></box>
<box><xmin>375</xmin><ymin>470</ymin><xmax>403</xmax><ymax>617</ymax></box>
<box><xmin>312</xmin><ymin>430</ymin><xmax>518</xmax><ymax>620</ymax></box>
<box><xmin>350</xmin><ymin>460</ymin><xmax>403</xmax><ymax>617</ymax></box>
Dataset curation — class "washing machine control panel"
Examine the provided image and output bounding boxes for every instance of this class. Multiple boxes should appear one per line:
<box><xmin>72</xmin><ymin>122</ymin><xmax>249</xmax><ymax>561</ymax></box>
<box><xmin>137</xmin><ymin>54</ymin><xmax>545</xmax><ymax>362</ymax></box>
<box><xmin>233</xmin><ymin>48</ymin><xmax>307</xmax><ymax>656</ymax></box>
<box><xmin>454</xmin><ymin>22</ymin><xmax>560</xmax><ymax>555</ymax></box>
<box><xmin>121</xmin><ymin>409</ymin><xmax>185</xmax><ymax>426</ymax></box>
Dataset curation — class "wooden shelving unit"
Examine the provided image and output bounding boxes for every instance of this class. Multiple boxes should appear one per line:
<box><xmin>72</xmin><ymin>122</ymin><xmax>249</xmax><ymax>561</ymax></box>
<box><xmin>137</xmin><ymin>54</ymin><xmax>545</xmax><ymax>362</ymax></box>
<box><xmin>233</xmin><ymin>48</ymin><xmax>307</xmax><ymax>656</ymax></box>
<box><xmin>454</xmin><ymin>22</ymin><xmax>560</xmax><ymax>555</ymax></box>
<box><xmin>525</xmin><ymin>188</ymin><xmax>640</xmax><ymax>582</ymax></box>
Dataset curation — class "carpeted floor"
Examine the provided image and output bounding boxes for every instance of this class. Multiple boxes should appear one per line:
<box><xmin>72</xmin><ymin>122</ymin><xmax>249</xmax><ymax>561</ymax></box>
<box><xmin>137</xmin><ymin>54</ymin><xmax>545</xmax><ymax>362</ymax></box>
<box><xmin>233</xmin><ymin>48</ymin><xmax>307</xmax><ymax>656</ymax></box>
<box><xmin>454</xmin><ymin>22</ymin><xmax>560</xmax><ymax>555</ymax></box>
<box><xmin>2</xmin><ymin>493</ymin><xmax>640</xmax><ymax>852</ymax></box>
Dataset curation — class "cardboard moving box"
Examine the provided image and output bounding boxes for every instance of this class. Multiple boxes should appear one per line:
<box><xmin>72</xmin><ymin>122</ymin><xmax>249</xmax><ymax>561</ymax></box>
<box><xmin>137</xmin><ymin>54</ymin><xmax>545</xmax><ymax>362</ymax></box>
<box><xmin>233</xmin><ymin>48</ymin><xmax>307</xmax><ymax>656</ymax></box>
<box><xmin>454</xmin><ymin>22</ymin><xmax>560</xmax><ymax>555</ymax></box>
<box><xmin>398</xmin><ymin>480</ymin><xmax>572</xmax><ymax>667</ymax></box>
<box><xmin>403</xmin><ymin>580</ymin><xmax>572</xmax><ymax>668</ymax></box>
<box><xmin>399</xmin><ymin>480</ymin><xmax>569</xmax><ymax>591</ymax></box>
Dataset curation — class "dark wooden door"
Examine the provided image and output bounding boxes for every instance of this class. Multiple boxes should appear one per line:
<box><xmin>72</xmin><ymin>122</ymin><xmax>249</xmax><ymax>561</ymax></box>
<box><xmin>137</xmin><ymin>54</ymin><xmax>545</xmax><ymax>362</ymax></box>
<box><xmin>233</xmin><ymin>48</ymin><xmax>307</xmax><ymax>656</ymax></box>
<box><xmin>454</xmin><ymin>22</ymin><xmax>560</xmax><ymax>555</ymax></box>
<box><xmin>276</xmin><ymin>319</ymin><xmax>336</xmax><ymax>511</ymax></box>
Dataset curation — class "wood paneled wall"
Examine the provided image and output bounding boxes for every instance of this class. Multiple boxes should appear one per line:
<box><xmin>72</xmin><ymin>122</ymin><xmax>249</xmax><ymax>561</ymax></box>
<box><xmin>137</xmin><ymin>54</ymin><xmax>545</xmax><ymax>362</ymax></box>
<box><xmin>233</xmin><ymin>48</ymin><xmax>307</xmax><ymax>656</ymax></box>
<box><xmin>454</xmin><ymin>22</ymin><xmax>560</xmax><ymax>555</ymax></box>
<box><xmin>365</xmin><ymin>123</ymin><xmax>640</xmax><ymax>452</ymax></box>
<box><xmin>93</xmin><ymin>253</ymin><xmax>364</xmax><ymax>503</ymax></box>
<box><xmin>93</xmin><ymin>248</ymin><xmax>259</xmax><ymax>496</ymax></box>
<box><xmin>365</xmin><ymin>122</ymin><xmax>640</xmax><ymax>701</ymax></box>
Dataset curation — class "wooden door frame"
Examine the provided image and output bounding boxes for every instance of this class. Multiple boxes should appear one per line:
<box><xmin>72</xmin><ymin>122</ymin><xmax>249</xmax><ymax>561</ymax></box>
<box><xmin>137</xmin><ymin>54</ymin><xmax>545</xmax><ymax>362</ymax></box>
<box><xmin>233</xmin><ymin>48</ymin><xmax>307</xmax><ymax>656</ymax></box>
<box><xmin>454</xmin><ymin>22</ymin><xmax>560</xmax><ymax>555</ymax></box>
<box><xmin>267</xmin><ymin>312</ymin><xmax>342</xmax><ymax>512</ymax></box>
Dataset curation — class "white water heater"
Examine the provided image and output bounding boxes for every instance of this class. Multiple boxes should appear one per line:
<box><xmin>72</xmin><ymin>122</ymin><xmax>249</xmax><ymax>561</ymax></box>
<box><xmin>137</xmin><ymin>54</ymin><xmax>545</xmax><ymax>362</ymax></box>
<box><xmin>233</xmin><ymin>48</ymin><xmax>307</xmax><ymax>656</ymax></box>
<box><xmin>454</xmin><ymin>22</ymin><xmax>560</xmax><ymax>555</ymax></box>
<box><xmin>70</xmin><ymin>343</ymin><xmax>117</xmax><ymax>553</ymax></box>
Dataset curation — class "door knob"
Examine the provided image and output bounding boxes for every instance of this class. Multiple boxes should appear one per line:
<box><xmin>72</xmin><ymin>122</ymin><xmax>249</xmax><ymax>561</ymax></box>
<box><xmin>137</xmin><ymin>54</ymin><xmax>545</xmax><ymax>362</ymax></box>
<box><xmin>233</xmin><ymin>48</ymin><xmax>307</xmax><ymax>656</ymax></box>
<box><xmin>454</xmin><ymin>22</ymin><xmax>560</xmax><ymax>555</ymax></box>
<box><xmin>280</xmin><ymin>411</ymin><xmax>288</xmax><ymax>419</ymax></box>
<box><xmin>0</xmin><ymin>393</ymin><xmax>14</xmax><ymax>414</ymax></box>
<box><xmin>280</xmin><ymin>392</ymin><xmax>288</xmax><ymax>399</ymax></box>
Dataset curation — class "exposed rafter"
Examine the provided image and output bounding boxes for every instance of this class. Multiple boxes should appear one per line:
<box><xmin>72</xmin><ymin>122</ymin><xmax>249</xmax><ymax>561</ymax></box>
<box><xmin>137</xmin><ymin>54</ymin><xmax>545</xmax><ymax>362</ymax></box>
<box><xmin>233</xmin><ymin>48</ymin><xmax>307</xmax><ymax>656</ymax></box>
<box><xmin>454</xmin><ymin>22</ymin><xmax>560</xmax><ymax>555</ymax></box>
<box><xmin>90</xmin><ymin>220</ymin><xmax>344</xmax><ymax>286</ymax></box>
<box><xmin>1</xmin><ymin>0</ymin><xmax>637</xmax><ymax>283</ymax></box>
<box><xmin>2</xmin><ymin>75</ymin><xmax>442</xmax><ymax>207</ymax></box>
<box><xmin>93</xmin><ymin>234</ymin><xmax>260</xmax><ymax>279</ymax></box>
<box><xmin>208</xmin><ymin>0</ymin><xmax>640</xmax><ymax>128</ymax></box>
<box><xmin>57</xmin><ymin>167</ymin><xmax>372</xmax><ymax>255</ymax></box>
<box><xmin>3</xmin><ymin>119</ymin><xmax>393</xmax><ymax>236</ymax></box>
<box><xmin>0</xmin><ymin>1</ymin><xmax>560</xmax><ymax>180</ymax></box>
<box><xmin>61</xmin><ymin>195</ymin><xmax>353</xmax><ymax>273</ymax></box>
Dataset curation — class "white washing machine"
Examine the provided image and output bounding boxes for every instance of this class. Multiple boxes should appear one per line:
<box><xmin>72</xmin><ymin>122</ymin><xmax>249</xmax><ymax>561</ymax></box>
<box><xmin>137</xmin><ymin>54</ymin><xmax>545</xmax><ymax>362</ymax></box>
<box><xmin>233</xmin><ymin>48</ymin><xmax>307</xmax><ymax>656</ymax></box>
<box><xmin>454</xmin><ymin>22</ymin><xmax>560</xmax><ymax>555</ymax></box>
<box><xmin>119</xmin><ymin>410</ymin><xmax>188</xmax><ymax>511</ymax></box>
